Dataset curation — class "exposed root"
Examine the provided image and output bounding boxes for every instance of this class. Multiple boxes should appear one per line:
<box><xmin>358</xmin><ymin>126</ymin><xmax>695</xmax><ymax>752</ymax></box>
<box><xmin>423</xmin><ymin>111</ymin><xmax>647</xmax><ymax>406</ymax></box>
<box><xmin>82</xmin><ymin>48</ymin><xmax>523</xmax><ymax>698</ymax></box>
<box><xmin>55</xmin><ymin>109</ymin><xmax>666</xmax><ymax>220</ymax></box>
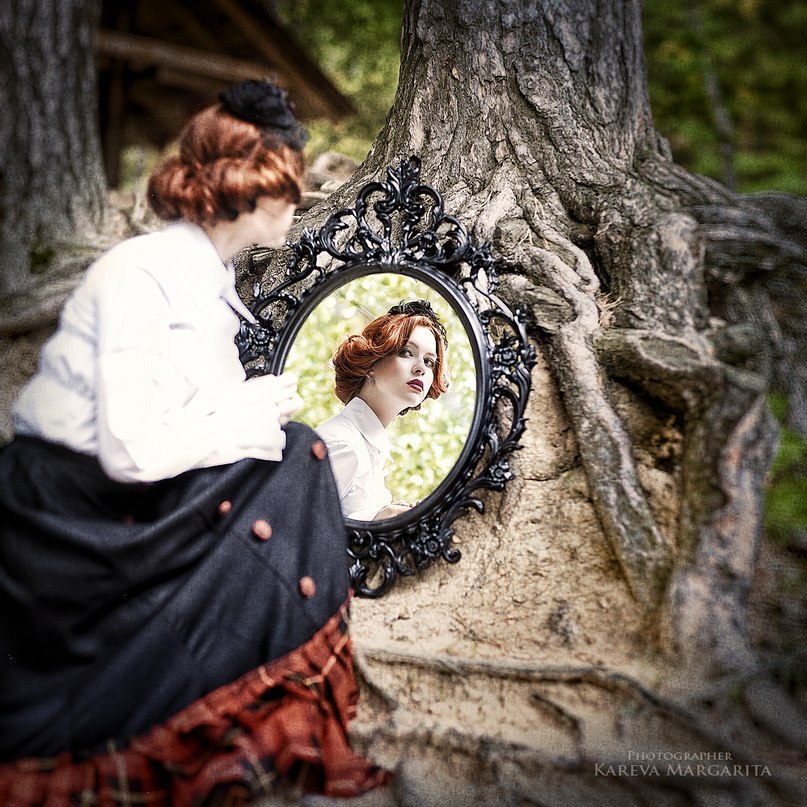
<box><xmin>500</xmin><ymin>213</ymin><xmax>671</xmax><ymax>608</ymax></box>
<box><xmin>353</xmin><ymin>646</ymin><xmax>806</xmax><ymax>806</ymax></box>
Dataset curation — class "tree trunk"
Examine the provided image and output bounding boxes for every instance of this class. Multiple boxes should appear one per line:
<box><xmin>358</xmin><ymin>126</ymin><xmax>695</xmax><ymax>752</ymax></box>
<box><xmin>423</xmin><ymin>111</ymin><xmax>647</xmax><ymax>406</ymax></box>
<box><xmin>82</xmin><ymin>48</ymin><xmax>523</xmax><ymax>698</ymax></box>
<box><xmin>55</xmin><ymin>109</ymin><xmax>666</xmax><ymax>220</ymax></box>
<box><xmin>255</xmin><ymin>1</ymin><xmax>806</xmax><ymax>802</ymax></box>
<box><xmin>317</xmin><ymin>0</ymin><xmax>807</xmax><ymax>672</ymax></box>
<box><xmin>0</xmin><ymin>0</ymin><xmax>108</xmax><ymax>303</ymax></box>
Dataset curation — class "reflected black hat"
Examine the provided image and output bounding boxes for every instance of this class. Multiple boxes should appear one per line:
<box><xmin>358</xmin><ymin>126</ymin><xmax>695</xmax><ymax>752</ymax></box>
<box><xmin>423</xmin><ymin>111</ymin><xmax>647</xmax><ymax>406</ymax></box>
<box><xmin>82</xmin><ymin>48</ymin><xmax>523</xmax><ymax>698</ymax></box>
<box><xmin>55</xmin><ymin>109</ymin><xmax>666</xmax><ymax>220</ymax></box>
<box><xmin>388</xmin><ymin>299</ymin><xmax>447</xmax><ymax>344</ymax></box>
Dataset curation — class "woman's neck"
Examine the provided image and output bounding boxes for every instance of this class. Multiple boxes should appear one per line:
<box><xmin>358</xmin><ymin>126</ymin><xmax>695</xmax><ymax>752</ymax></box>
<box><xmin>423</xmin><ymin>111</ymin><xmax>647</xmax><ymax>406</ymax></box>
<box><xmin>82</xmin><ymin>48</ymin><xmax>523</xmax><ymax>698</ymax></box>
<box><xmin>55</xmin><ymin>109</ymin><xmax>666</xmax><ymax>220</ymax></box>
<box><xmin>202</xmin><ymin>220</ymin><xmax>246</xmax><ymax>263</ymax></box>
<box><xmin>356</xmin><ymin>388</ymin><xmax>397</xmax><ymax>429</ymax></box>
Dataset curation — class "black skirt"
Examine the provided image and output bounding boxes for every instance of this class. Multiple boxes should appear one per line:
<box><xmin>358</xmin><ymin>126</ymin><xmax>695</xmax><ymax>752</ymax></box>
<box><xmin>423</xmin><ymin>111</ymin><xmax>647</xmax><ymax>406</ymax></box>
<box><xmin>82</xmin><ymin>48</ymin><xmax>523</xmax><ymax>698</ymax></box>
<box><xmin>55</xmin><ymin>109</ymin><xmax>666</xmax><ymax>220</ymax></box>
<box><xmin>0</xmin><ymin>422</ymin><xmax>350</xmax><ymax>761</ymax></box>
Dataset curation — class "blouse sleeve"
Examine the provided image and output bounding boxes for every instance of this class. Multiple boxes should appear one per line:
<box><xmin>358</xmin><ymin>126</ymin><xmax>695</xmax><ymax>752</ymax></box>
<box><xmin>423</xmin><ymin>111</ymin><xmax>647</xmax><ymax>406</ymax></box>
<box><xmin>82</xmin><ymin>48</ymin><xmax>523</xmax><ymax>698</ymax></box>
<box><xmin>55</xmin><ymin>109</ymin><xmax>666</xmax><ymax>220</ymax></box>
<box><xmin>320</xmin><ymin>438</ymin><xmax>361</xmax><ymax>504</ymax></box>
<box><xmin>94</xmin><ymin>263</ymin><xmax>286</xmax><ymax>483</ymax></box>
<box><xmin>318</xmin><ymin>436</ymin><xmax>387</xmax><ymax>521</ymax></box>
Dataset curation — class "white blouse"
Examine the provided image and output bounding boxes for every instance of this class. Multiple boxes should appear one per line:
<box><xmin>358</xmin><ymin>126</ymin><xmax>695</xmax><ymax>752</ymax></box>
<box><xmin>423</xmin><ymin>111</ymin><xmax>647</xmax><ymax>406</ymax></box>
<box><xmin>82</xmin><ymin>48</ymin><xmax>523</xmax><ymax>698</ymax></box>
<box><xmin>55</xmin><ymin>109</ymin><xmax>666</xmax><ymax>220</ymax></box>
<box><xmin>12</xmin><ymin>222</ymin><xmax>288</xmax><ymax>482</ymax></box>
<box><xmin>316</xmin><ymin>398</ymin><xmax>392</xmax><ymax>521</ymax></box>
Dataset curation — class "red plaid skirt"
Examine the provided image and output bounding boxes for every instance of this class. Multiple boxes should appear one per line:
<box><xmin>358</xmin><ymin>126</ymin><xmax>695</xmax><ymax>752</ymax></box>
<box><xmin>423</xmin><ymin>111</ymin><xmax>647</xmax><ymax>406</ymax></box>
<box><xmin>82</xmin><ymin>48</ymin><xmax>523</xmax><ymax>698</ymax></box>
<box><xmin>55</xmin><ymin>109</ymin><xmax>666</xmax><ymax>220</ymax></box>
<box><xmin>0</xmin><ymin>604</ymin><xmax>388</xmax><ymax>805</ymax></box>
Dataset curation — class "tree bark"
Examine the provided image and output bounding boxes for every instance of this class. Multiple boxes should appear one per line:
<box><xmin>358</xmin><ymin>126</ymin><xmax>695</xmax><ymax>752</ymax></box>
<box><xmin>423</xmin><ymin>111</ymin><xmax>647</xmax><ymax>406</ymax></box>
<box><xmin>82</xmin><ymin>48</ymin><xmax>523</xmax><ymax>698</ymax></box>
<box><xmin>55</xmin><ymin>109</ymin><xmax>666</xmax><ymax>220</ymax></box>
<box><xmin>0</xmin><ymin>0</ymin><xmax>108</xmax><ymax>299</ymax></box>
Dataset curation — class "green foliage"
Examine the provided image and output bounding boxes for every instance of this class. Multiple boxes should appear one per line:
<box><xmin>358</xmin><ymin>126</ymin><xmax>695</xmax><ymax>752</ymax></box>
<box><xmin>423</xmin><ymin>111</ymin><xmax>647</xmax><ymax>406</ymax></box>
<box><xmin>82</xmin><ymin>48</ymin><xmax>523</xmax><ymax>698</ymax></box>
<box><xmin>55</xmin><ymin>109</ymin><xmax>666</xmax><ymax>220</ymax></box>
<box><xmin>285</xmin><ymin>274</ymin><xmax>475</xmax><ymax>503</ymax></box>
<box><xmin>644</xmin><ymin>0</ymin><xmax>807</xmax><ymax>194</ymax></box>
<box><xmin>765</xmin><ymin>396</ymin><xmax>807</xmax><ymax>547</ymax></box>
<box><xmin>274</xmin><ymin>0</ymin><xmax>404</xmax><ymax>163</ymax></box>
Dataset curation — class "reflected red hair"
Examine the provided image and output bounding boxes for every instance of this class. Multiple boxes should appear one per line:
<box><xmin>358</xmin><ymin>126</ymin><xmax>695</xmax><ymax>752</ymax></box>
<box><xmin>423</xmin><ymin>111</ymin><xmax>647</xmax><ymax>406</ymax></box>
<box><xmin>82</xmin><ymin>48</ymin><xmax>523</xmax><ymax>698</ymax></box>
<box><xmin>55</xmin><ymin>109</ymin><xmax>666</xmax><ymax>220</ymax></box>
<box><xmin>147</xmin><ymin>105</ymin><xmax>304</xmax><ymax>226</ymax></box>
<box><xmin>332</xmin><ymin>312</ymin><xmax>450</xmax><ymax>410</ymax></box>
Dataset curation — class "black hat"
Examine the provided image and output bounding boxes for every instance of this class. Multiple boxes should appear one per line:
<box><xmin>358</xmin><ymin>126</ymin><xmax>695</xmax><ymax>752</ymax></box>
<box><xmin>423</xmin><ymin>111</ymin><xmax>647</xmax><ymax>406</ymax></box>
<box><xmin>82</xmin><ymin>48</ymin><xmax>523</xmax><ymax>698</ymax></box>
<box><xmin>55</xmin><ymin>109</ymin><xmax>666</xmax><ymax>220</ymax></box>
<box><xmin>219</xmin><ymin>79</ymin><xmax>307</xmax><ymax>149</ymax></box>
<box><xmin>388</xmin><ymin>299</ymin><xmax>448</xmax><ymax>344</ymax></box>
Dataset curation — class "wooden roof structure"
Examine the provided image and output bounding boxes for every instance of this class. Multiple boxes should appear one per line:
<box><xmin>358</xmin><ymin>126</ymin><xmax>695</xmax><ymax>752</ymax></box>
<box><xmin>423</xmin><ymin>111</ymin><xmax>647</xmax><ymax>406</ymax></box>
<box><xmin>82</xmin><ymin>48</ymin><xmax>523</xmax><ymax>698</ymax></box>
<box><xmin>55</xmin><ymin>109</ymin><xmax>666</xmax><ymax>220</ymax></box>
<box><xmin>97</xmin><ymin>0</ymin><xmax>354</xmax><ymax>185</ymax></box>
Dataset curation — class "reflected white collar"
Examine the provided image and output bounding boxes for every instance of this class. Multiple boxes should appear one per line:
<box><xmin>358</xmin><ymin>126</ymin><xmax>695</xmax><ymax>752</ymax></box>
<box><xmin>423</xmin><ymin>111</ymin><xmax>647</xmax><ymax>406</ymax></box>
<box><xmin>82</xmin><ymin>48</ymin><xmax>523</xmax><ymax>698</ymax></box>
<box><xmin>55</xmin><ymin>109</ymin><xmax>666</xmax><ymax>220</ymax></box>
<box><xmin>342</xmin><ymin>397</ymin><xmax>391</xmax><ymax>459</ymax></box>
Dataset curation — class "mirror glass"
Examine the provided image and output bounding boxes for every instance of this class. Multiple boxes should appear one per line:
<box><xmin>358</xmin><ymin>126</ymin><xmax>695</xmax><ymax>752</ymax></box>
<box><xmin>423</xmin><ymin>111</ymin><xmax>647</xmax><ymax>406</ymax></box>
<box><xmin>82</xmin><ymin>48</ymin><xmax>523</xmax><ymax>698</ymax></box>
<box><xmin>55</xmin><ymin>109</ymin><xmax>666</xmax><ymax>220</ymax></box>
<box><xmin>284</xmin><ymin>273</ymin><xmax>476</xmax><ymax>517</ymax></box>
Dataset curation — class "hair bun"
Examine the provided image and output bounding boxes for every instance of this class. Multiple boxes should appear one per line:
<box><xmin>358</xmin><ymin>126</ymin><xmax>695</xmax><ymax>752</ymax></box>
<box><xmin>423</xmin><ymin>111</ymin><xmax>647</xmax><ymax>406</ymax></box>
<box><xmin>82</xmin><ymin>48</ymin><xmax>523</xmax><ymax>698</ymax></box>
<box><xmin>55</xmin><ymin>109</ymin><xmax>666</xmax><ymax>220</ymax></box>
<box><xmin>219</xmin><ymin>79</ymin><xmax>307</xmax><ymax>148</ymax></box>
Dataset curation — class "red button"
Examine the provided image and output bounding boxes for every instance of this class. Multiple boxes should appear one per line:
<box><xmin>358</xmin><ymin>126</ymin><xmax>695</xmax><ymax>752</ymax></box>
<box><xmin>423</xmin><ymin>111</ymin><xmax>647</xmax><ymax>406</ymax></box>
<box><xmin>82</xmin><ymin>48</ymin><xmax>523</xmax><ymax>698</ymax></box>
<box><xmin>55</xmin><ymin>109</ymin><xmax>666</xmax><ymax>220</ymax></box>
<box><xmin>252</xmin><ymin>519</ymin><xmax>272</xmax><ymax>540</ymax></box>
<box><xmin>299</xmin><ymin>576</ymin><xmax>316</xmax><ymax>598</ymax></box>
<box><xmin>311</xmin><ymin>440</ymin><xmax>327</xmax><ymax>460</ymax></box>
<box><xmin>218</xmin><ymin>500</ymin><xmax>232</xmax><ymax>516</ymax></box>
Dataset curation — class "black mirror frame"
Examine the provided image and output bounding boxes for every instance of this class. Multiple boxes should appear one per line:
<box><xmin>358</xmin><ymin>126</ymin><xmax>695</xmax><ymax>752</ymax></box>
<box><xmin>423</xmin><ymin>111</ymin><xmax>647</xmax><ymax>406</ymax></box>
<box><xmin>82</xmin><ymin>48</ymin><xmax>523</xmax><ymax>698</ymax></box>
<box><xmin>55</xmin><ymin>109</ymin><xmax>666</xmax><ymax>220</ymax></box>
<box><xmin>237</xmin><ymin>156</ymin><xmax>536</xmax><ymax>597</ymax></box>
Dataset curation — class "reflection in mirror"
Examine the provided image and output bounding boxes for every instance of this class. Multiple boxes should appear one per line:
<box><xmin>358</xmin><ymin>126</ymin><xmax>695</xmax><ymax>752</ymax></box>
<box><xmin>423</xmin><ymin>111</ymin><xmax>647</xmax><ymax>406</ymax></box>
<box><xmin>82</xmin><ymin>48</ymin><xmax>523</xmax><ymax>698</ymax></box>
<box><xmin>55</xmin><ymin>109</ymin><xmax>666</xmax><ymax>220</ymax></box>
<box><xmin>285</xmin><ymin>274</ymin><xmax>475</xmax><ymax>520</ymax></box>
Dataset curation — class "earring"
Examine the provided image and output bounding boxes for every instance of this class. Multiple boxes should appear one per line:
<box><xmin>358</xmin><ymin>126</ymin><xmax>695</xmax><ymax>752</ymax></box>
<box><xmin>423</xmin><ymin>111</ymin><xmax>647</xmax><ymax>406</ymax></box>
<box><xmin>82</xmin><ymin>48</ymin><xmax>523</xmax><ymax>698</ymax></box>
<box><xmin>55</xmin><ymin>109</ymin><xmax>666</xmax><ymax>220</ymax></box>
<box><xmin>367</xmin><ymin>374</ymin><xmax>375</xmax><ymax>384</ymax></box>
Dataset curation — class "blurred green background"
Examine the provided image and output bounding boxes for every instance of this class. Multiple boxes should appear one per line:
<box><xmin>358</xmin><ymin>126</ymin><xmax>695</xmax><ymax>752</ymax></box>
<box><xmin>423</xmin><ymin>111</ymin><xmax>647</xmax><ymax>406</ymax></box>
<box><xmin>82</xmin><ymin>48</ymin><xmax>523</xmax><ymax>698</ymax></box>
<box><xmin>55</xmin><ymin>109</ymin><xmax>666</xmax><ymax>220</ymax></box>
<box><xmin>274</xmin><ymin>0</ymin><xmax>405</xmax><ymax>163</ymax></box>
<box><xmin>644</xmin><ymin>0</ymin><xmax>807</xmax><ymax>195</ymax></box>
<box><xmin>285</xmin><ymin>273</ymin><xmax>476</xmax><ymax>504</ymax></box>
<box><xmin>276</xmin><ymin>0</ymin><xmax>807</xmax><ymax>194</ymax></box>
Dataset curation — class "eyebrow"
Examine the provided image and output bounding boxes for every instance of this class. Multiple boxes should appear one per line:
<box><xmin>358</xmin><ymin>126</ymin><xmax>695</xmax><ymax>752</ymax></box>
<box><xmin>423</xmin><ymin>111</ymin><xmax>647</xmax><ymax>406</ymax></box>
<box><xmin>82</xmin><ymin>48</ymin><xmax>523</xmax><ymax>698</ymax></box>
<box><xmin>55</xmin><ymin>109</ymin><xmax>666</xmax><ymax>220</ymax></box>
<box><xmin>405</xmin><ymin>340</ymin><xmax>437</xmax><ymax>360</ymax></box>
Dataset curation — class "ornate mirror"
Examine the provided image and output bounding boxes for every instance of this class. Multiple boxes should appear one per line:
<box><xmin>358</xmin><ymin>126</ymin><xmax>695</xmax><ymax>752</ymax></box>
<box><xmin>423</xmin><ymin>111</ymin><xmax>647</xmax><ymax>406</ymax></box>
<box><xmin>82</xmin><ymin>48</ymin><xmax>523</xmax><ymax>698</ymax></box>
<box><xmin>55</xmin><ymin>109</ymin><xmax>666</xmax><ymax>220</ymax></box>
<box><xmin>237</xmin><ymin>157</ymin><xmax>535</xmax><ymax>596</ymax></box>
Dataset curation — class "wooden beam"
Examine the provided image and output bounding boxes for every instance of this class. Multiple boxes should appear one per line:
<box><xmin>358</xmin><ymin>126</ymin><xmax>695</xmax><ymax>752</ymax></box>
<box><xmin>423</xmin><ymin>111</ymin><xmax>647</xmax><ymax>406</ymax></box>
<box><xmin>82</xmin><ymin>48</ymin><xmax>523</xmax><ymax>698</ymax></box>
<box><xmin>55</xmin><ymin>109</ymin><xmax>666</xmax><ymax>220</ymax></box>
<box><xmin>97</xmin><ymin>29</ymin><xmax>275</xmax><ymax>85</ymax></box>
<box><xmin>209</xmin><ymin>0</ymin><xmax>301</xmax><ymax>79</ymax></box>
<box><xmin>154</xmin><ymin>68</ymin><xmax>232</xmax><ymax>96</ymax></box>
<box><xmin>161</xmin><ymin>4</ymin><xmax>221</xmax><ymax>53</ymax></box>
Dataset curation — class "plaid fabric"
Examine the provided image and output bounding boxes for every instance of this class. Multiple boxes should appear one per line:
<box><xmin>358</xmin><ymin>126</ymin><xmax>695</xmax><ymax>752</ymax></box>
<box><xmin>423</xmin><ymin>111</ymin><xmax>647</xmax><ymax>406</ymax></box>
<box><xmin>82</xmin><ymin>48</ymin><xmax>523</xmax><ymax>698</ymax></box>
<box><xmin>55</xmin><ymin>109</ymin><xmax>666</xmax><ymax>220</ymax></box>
<box><xmin>0</xmin><ymin>604</ymin><xmax>389</xmax><ymax>806</ymax></box>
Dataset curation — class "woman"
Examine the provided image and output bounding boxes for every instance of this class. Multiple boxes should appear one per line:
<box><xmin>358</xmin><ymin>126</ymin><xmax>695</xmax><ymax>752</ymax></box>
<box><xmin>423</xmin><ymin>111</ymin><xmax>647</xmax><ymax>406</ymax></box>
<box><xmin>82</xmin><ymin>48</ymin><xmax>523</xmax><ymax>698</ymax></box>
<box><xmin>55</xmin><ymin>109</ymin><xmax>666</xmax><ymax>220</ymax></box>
<box><xmin>317</xmin><ymin>300</ymin><xmax>449</xmax><ymax>521</ymax></box>
<box><xmin>0</xmin><ymin>80</ymin><xmax>386</xmax><ymax>804</ymax></box>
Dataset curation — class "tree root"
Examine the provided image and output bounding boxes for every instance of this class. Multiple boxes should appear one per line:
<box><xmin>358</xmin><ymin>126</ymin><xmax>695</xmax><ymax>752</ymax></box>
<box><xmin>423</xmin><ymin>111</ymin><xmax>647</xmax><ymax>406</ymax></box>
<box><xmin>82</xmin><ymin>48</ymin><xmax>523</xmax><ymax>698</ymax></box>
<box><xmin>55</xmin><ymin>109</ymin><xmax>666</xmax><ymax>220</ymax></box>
<box><xmin>499</xmin><ymin>212</ymin><xmax>671</xmax><ymax>608</ymax></box>
<box><xmin>743</xmin><ymin>678</ymin><xmax>807</xmax><ymax>752</ymax></box>
<box><xmin>354</xmin><ymin>646</ymin><xmax>806</xmax><ymax>805</ymax></box>
<box><xmin>353</xmin><ymin>713</ymin><xmax>800</xmax><ymax>807</ymax></box>
<box><xmin>356</xmin><ymin>645</ymin><xmax>803</xmax><ymax>761</ymax></box>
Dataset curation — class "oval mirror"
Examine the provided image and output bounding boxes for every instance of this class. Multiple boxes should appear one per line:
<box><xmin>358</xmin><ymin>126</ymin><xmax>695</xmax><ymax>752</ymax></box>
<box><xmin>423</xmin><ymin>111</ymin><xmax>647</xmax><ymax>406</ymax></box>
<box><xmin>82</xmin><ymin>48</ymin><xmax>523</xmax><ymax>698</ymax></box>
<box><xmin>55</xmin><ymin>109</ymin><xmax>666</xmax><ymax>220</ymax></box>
<box><xmin>237</xmin><ymin>156</ymin><xmax>535</xmax><ymax>596</ymax></box>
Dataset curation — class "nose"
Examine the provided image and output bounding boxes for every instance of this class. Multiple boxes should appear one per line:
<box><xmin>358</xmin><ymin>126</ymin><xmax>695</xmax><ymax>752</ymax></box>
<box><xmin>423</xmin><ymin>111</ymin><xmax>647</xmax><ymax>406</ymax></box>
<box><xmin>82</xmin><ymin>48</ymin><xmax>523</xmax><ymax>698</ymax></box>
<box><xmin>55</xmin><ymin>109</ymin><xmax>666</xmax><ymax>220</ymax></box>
<box><xmin>413</xmin><ymin>361</ymin><xmax>425</xmax><ymax>375</ymax></box>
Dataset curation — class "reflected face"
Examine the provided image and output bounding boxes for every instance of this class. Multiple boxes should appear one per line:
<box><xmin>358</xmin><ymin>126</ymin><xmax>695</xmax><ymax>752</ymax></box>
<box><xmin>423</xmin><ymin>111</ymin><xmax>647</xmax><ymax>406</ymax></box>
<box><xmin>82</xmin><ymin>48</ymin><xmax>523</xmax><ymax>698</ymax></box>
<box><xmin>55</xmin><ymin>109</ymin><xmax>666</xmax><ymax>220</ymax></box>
<box><xmin>367</xmin><ymin>325</ymin><xmax>437</xmax><ymax>422</ymax></box>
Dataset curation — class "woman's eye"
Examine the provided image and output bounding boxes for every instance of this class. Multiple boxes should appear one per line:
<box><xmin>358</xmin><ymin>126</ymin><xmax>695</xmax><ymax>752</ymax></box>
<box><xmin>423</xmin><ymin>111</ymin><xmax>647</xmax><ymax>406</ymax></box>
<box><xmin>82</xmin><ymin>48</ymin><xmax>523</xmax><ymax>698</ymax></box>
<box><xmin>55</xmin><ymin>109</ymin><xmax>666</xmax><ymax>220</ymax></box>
<box><xmin>400</xmin><ymin>349</ymin><xmax>412</xmax><ymax>357</ymax></box>
<box><xmin>425</xmin><ymin>358</ymin><xmax>435</xmax><ymax>368</ymax></box>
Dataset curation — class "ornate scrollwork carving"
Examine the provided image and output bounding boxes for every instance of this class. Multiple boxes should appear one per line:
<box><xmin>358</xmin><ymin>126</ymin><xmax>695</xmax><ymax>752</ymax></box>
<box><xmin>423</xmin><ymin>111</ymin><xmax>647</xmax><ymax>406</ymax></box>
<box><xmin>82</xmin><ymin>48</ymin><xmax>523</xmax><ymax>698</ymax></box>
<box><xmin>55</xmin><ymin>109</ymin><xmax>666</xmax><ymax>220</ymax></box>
<box><xmin>237</xmin><ymin>156</ymin><xmax>536</xmax><ymax>597</ymax></box>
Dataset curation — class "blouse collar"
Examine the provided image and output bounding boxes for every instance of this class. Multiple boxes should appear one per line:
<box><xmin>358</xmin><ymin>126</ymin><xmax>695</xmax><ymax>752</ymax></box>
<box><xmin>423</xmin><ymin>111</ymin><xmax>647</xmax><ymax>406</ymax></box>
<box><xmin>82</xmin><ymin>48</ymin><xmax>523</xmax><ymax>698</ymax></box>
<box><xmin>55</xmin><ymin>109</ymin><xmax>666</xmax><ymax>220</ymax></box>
<box><xmin>342</xmin><ymin>397</ymin><xmax>391</xmax><ymax>459</ymax></box>
<box><xmin>172</xmin><ymin>222</ymin><xmax>257</xmax><ymax>324</ymax></box>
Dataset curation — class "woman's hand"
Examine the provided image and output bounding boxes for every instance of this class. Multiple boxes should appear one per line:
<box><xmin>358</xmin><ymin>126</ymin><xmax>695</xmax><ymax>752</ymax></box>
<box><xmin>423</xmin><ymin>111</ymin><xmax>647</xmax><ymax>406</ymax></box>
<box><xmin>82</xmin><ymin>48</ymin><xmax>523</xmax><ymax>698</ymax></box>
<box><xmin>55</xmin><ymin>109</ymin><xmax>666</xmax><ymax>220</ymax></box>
<box><xmin>373</xmin><ymin>500</ymin><xmax>419</xmax><ymax>520</ymax></box>
<box><xmin>252</xmin><ymin>372</ymin><xmax>303</xmax><ymax>424</ymax></box>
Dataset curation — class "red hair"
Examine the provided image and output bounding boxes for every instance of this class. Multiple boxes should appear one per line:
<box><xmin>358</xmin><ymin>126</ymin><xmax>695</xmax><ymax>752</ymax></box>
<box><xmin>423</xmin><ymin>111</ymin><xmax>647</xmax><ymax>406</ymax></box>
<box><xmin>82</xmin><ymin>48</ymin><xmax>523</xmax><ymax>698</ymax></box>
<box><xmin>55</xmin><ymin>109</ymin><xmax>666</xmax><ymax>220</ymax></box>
<box><xmin>332</xmin><ymin>312</ymin><xmax>450</xmax><ymax>410</ymax></box>
<box><xmin>147</xmin><ymin>105</ymin><xmax>304</xmax><ymax>226</ymax></box>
